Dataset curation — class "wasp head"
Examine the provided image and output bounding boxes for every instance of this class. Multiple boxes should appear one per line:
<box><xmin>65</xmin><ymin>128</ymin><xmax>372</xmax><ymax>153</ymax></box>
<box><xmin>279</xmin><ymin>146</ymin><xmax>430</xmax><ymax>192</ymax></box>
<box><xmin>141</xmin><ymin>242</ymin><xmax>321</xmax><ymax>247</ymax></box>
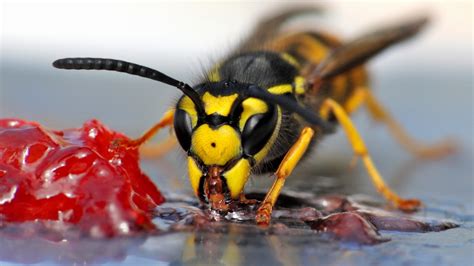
<box><xmin>174</xmin><ymin>81</ymin><xmax>280</xmax><ymax>211</ymax></box>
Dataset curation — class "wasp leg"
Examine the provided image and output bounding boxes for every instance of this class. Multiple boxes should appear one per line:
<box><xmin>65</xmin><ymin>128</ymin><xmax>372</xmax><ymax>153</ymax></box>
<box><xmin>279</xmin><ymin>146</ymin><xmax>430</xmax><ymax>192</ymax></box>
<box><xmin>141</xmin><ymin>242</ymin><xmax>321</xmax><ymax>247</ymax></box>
<box><xmin>363</xmin><ymin>89</ymin><xmax>457</xmax><ymax>159</ymax></box>
<box><xmin>256</xmin><ymin>127</ymin><xmax>315</xmax><ymax>226</ymax></box>
<box><xmin>321</xmin><ymin>99</ymin><xmax>421</xmax><ymax>212</ymax></box>
<box><xmin>344</xmin><ymin>86</ymin><xmax>368</xmax><ymax>114</ymax></box>
<box><xmin>139</xmin><ymin>133</ymin><xmax>177</xmax><ymax>158</ymax></box>
<box><xmin>114</xmin><ymin>109</ymin><xmax>175</xmax><ymax>150</ymax></box>
<box><xmin>342</xmin><ymin>87</ymin><xmax>456</xmax><ymax>159</ymax></box>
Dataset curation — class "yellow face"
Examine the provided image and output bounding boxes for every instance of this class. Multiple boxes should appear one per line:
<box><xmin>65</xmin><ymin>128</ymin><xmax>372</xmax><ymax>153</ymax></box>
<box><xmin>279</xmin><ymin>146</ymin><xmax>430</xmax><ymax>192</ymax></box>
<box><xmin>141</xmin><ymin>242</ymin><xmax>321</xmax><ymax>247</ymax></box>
<box><xmin>189</xmin><ymin>123</ymin><xmax>249</xmax><ymax>199</ymax></box>
<box><xmin>174</xmin><ymin>89</ymin><xmax>280</xmax><ymax>204</ymax></box>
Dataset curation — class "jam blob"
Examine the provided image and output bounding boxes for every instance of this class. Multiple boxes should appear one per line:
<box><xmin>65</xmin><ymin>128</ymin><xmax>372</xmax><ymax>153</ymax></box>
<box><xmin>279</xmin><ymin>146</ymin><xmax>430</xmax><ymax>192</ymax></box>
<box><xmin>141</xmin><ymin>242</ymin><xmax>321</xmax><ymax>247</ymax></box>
<box><xmin>0</xmin><ymin>119</ymin><xmax>164</xmax><ymax>237</ymax></box>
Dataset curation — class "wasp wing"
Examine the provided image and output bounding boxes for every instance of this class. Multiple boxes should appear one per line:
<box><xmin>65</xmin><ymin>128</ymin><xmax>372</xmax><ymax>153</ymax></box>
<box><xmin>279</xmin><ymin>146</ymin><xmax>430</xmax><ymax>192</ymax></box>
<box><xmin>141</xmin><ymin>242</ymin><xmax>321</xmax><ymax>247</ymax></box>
<box><xmin>310</xmin><ymin>16</ymin><xmax>429</xmax><ymax>82</ymax></box>
<box><xmin>238</xmin><ymin>6</ymin><xmax>325</xmax><ymax>52</ymax></box>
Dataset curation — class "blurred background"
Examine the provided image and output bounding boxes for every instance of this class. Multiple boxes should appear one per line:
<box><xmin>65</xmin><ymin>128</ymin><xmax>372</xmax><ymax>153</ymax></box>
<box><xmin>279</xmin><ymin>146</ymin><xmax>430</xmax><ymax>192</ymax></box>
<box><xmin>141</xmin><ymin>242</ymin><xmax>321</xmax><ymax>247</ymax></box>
<box><xmin>1</xmin><ymin>1</ymin><xmax>473</xmax><ymax>265</ymax></box>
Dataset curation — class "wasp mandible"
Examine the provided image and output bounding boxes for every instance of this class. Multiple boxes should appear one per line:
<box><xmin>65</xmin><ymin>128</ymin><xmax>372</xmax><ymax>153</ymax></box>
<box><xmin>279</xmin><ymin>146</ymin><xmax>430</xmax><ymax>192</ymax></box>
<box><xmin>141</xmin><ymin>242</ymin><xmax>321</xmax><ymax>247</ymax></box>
<box><xmin>53</xmin><ymin>7</ymin><xmax>454</xmax><ymax>226</ymax></box>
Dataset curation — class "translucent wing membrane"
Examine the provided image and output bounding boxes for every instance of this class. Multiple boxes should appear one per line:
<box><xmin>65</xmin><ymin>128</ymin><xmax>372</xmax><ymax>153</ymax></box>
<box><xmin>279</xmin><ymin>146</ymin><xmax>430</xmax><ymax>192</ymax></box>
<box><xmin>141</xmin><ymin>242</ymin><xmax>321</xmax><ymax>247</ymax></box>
<box><xmin>312</xmin><ymin>16</ymin><xmax>429</xmax><ymax>81</ymax></box>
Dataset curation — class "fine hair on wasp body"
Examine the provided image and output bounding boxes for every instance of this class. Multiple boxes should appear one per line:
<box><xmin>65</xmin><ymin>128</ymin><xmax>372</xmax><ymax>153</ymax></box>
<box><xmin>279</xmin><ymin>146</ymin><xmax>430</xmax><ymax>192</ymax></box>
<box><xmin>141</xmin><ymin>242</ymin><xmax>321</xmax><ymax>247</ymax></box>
<box><xmin>52</xmin><ymin>7</ymin><xmax>455</xmax><ymax>226</ymax></box>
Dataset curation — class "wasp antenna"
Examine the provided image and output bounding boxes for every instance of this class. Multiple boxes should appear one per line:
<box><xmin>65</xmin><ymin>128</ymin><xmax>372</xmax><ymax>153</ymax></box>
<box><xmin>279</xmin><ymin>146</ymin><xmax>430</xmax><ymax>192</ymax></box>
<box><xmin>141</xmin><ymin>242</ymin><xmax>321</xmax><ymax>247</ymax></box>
<box><xmin>247</xmin><ymin>86</ymin><xmax>333</xmax><ymax>132</ymax></box>
<box><xmin>53</xmin><ymin>57</ymin><xmax>205</xmax><ymax>115</ymax></box>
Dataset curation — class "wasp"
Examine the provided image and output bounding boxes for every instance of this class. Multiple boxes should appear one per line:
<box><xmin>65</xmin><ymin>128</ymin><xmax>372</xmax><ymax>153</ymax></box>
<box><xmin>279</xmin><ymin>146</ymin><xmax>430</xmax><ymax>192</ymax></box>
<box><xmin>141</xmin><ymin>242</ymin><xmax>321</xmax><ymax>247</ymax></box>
<box><xmin>53</xmin><ymin>8</ymin><xmax>454</xmax><ymax>226</ymax></box>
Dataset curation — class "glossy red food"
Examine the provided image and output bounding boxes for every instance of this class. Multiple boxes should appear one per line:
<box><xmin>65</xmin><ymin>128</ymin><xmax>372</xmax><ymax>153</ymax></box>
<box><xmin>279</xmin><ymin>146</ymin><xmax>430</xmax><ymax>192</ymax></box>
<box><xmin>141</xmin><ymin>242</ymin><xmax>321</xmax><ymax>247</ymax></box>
<box><xmin>0</xmin><ymin>119</ymin><xmax>164</xmax><ymax>237</ymax></box>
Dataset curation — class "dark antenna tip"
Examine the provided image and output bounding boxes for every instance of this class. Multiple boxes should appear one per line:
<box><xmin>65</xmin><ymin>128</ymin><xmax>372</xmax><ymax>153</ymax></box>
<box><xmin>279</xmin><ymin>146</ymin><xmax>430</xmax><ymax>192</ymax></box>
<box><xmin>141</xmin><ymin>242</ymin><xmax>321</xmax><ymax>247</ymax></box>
<box><xmin>52</xmin><ymin>59</ymin><xmax>61</xmax><ymax>68</ymax></box>
<box><xmin>52</xmin><ymin>58</ymin><xmax>70</xmax><ymax>69</ymax></box>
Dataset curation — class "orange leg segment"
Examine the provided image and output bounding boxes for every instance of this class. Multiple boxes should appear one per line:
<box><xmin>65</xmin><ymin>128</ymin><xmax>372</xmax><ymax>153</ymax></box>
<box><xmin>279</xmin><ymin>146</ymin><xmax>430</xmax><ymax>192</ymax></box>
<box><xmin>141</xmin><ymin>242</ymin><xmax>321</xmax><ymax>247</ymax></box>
<box><xmin>115</xmin><ymin>109</ymin><xmax>175</xmax><ymax>150</ymax></box>
<box><xmin>364</xmin><ymin>90</ymin><xmax>456</xmax><ymax>159</ymax></box>
<box><xmin>139</xmin><ymin>134</ymin><xmax>177</xmax><ymax>158</ymax></box>
<box><xmin>256</xmin><ymin>127</ymin><xmax>315</xmax><ymax>226</ymax></box>
<box><xmin>321</xmin><ymin>98</ymin><xmax>422</xmax><ymax>212</ymax></box>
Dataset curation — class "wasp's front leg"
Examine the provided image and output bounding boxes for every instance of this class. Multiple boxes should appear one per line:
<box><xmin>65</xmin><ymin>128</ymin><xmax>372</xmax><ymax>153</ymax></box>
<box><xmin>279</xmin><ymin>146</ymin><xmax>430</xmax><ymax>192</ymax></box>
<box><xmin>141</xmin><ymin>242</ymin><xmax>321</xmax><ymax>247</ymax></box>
<box><xmin>139</xmin><ymin>132</ymin><xmax>177</xmax><ymax>158</ymax></box>
<box><xmin>256</xmin><ymin>127</ymin><xmax>315</xmax><ymax>226</ymax></box>
<box><xmin>113</xmin><ymin>109</ymin><xmax>175</xmax><ymax>151</ymax></box>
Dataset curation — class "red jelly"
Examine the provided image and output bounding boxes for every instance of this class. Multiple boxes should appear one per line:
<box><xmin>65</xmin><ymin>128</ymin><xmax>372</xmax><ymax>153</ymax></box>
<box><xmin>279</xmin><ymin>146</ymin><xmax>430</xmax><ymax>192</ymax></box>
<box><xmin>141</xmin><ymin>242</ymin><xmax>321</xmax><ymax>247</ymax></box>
<box><xmin>0</xmin><ymin>119</ymin><xmax>164</xmax><ymax>237</ymax></box>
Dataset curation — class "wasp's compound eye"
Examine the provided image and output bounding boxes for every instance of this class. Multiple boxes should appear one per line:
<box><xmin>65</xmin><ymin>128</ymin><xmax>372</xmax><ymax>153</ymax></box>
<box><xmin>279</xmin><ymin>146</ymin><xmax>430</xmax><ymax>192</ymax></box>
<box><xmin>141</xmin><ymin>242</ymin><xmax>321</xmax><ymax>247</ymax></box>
<box><xmin>241</xmin><ymin>105</ymin><xmax>278</xmax><ymax>156</ymax></box>
<box><xmin>174</xmin><ymin>109</ymin><xmax>193</xmax><ymax>151</ymax></box>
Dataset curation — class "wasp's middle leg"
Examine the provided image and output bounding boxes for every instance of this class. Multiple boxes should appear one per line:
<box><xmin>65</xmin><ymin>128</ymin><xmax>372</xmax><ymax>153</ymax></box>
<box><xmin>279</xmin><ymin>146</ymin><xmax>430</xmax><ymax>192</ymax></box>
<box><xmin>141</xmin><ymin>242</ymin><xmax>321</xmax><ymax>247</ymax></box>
<box><xmin>321</xmin><ymin>98</ymin><xmax>421</xmax><ymax>211</ymax></box>
<box><xmin>364</xmin><ymin>90</ymin><xmax>456</xmax><ymax>159</ymax></box>
<box><xmin>256</xmin><ymin>127</ymin><xmax>315</xmax><ymax>226</ymax></box>
<box><xmin>343</xmin><ymin>87</ymin><xmax>456</xmax><ymax>159</ymax></box>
